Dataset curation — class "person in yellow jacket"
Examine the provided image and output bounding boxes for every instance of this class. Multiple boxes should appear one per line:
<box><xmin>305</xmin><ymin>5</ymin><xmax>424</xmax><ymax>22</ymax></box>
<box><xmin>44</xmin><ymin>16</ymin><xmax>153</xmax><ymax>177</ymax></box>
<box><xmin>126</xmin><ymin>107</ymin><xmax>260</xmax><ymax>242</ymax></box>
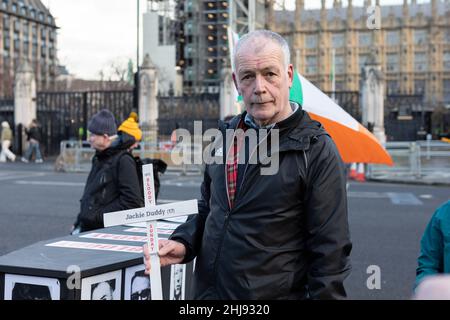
<box><xmin>0</xmin><ymin>121</ymin><xmax>16</xmax><ymax>162</ymax></box>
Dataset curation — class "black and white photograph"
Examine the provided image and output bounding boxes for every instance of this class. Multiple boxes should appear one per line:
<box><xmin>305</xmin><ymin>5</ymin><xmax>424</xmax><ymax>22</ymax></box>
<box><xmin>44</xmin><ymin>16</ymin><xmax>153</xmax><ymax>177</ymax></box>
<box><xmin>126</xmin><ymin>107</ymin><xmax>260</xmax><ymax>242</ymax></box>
<box><xmin>124</xmin><ymin>265</ymin><xmax>151</xmax><ymax>300</ymax></box>
<box><xmin>4</xmin><ymin>274</ymin><xmax>60</xmax><ymax>300</ymax></box>
<box><xmin>170</xmin><ymin>264</ymin><xmax>185</xmax><ymax>300</ymax></box>
<box><xmin>81</xmin><ymin>270</ymin><xmax>121</xmax><ymax>300</ymax></box>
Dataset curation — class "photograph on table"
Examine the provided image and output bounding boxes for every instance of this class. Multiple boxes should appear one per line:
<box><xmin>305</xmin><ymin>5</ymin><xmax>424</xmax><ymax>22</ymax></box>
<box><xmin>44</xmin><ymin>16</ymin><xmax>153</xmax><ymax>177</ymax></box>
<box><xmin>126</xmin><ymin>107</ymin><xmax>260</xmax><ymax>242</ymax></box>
<box><xmin>81</xmin><ymin>270</ymin><xmax>121</xmax><ymax>300</ymax></box>
<box><xmin>124</xmin><ymin>264</ymin><xmax>151</xmax><ymax>300</ymax></box>
<box><xmin>170</xmin><ymin>264</ymin><xmax>186</xmax><ymax>300</ymax></box>
<box><xmin>4</xmin><ymin>274</ymin><xmax>60</xmax><ymax>300</ymax></box>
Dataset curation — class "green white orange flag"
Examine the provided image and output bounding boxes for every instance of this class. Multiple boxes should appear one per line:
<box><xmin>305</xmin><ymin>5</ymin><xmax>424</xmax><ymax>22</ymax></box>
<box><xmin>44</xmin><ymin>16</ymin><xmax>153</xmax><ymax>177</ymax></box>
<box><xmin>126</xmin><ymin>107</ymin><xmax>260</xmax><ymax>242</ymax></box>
<box><xmin>290</xmin><ymin>72</ymin><xmax>393</xmax><ymax>165</ymax></box>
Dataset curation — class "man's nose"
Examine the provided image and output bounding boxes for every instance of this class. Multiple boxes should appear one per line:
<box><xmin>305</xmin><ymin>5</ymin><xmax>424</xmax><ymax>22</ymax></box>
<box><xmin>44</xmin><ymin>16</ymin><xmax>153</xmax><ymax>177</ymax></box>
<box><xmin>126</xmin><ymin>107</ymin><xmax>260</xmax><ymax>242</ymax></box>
<box><xmin>253</xmin><ymin>75</ymin><xmax>267</xmax><ymax>95</ymax></box>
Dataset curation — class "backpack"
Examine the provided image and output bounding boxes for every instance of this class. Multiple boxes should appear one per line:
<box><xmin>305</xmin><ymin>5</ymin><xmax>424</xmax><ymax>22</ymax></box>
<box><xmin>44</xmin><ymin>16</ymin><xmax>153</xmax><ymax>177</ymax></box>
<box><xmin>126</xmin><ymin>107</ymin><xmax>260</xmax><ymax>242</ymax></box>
<box><xmin>133</xmin><ymin>156</ymin><xmax>168</xmax><ymax>201</ymax></box>
<box><xmin>113</xmin><ymin>151</ymin><xmax>168</xmax><ymax>201</ymax></box>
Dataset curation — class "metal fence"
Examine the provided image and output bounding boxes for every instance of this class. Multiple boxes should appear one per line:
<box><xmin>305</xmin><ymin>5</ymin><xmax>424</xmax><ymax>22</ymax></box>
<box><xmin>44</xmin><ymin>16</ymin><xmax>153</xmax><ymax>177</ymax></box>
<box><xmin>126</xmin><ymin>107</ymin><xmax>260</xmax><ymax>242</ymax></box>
<box><xmin>37</xmin><ymin>90</ymin><xmax>134</xmax><ymax>156</ymax></box>
<box><xmin>367</xmin><ymin>141</ymin><xmax>450</xmax><ymax>179</ymax></box>
<box><xmin>0</xmin><ymin>98</ymin><xmax>14</xmax><ymax>126</ymax></box>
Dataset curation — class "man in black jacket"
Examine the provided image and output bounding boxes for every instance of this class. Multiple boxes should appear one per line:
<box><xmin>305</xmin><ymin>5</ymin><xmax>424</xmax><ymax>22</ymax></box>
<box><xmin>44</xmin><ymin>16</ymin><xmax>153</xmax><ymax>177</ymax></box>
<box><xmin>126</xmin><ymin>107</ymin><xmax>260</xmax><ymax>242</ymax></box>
<box><xmin>144</xmin><ymin>30</ymin><xmax>352</xmax><ymax>299</ymax></box>
<box><xmin>71</xmin><ymin>109</ymin><xmax>144</xmax><ymax>234</ymax></box>
<box><xmin>21</xmin><ymin>119</ymin><xmax>44</xmax><ymax>163</ymax></box>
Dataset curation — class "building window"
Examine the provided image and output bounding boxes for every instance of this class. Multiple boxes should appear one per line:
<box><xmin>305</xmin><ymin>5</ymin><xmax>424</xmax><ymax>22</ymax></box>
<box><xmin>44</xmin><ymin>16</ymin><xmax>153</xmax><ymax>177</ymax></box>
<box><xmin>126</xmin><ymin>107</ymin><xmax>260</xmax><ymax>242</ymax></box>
<box><xmin>414</xmin><ymin>79</ymin><xmax>425</xmax><ymax>94</ymax></box>
<box><xmin>335</xmin><ymin>81</ymin><xmax>344</xmax><ymax>91</ymax></box>
<box><xmin>444</xmin><ymin>51</ymin><xmax>450</xmax><ymax>71</ymax></box>
<box><xmin>38</xmin><ymin>11</ymin><xmax>44</xmax><ymax>21</ymax></box>
<box><xmin>335</xmin><ymin>54</ymin><xmax>345</xmax><ymax>74</ymax></box>
<box><xmin>332</xmin><ymin>33</ymin><xmax>345</xmax><ymax>48</ymax></box>
<box><xmin>414</xmin><ymin>29</ymin><xmax>427</xmax><ymax>45</ymax></box>
<box><xmin>414</xmin><ymin>52</ymin><xmax>427</xmax><ymax>72</ymax></box>
<box><xmin>14</xmin><ymin>38</ymin><xmax>19</xmax><ymax>52</ymax></box>
<box><xmin>306</xmin><ymin>55</ymin><xmax>317</xmax><ymax>74</ymax></box>
<box><xmin>305</xmin><ymin>34</ymin><xmax>318</xmax><ymax>49</ymax></box>
<box><xmin>443</xmin><ymin>80</ymin><xmax>450</xmax><ymax>103</ymax></box>
<box><xmin>2</xmin><ymin>0</ymin><xmax>7</xmax><ymax>10</ymax></box>
<box><xmin>47</xmin><ymin>15</ymin><xmax>52</xmax><ymax>24</ymax></box>
<box><xmin>445</xmin><ymin>29</ymin><xmax>450</xmax><ymax>44</ymax></box>
<box><xmin>3</xmin><ymin>14</ymin><xmax>9</xmax><ymax>30</ymax></box>
<box><xmin>30</xmin><ymin>8</ymin><xmax>36</xmax><ymax>19</ymax></box>
<box><xmin>387</xmin><ymin>80</ymin><xmax>399</xmax><ymax>94</ymax></box>
<box><xmin>41</xmin><ymin>45</ymin><xmax>46</xmax><ymax>58</ymax></box>
<box><xmin>20</xmin><ymin>5</ymin><xmax>26</xmax><ymax>16</ymax></box>
<box><xmin>23</xmin><ymin>40</ymin><xmax>29</xmax><ymax>56</ymax></box>
<box><xmin>386</xmin><ymin>53</ymin><xmax>399</xmax><ymax>73</ymax></box>
<box><xmin>3</xmin><ymin>36</ymin><xmax>10</xmax><ymax>50</ymax></box>
<box><xmin>358</xmin><ymin>32</ymin><xmax>372</xmax><ymax>47</ymax></box>
<box><xmin>11</xmin><ymin>2</ymin><xmax>17</xmax><ymax>12</ymax></box>
<box><xmin>385</xmin><ymin>30</ymin><xmax>400</xmax><ymax>46</ymax></box>
<box><xmin>23</xmin><ymin>21</ymin><xmax>29</xmax><ymax>39</ymax></box>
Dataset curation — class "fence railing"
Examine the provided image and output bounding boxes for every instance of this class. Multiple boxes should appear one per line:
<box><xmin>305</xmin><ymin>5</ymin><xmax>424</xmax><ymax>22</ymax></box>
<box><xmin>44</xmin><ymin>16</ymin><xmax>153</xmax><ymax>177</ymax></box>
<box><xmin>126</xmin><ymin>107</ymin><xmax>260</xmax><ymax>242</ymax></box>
<box><xmin>55</xmin><ymin>140</ymin><xmax>204</xmax><ymax>174</ymax></box>
<box><xmin>367</xmin><ymin>141</ymin><xmax>450</xmax><ymax>179</ymax></box>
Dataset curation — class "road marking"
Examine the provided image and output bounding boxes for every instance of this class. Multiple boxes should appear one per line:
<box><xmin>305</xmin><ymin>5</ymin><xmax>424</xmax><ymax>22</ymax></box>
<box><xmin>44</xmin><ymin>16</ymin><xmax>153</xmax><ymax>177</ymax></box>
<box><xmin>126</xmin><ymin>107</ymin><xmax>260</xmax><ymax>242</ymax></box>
<box><xmin>0</xmin><ymin>172</ymin><xmax>46</xmax><ymax>181</ymax></box>
<box><xmin>348</xmin><ymin>192</ymin><xmax>386</xmax><ymax>199</ymax></box>
<box><xmin>387</xmin><ymin>192</ymin><xmax>423</xmax><ymax>205</ymax></box>
<box><xmin>348</xmin><ymin>191</ymin><xmax>424</xmax><ymax>205</ymax></box>
<box><xmin>419</xmin><ymin>194</ymin><xmax>433</xmax><ymax>199</ymax></box>
<box><xmin>15</xmin><ymin>180</ymin><xmax>85</xmax><ymax>187</ymax></box>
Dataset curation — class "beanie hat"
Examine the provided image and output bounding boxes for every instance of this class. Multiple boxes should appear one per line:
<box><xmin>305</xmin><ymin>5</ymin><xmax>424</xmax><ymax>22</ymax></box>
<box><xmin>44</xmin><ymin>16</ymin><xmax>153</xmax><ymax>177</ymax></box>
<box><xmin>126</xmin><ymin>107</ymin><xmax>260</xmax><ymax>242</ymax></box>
<box><xmin>88</xmin><ymin>109</ymin><xmax>117</xmax><ymax>136</ymax></box>
<box><xmin>1</xmin><ymin>121</ymin><xmax>9</xmax><ymax>128</ymax></box>
<box><xmin>118</xmin><ymin>114</ymin><xmax>142</xmax><ymax>141</ymax></box>
<box><xmin>129</xmin><ymin>111</ymin><xmax>138</xmax><ymax>122</ymax></box>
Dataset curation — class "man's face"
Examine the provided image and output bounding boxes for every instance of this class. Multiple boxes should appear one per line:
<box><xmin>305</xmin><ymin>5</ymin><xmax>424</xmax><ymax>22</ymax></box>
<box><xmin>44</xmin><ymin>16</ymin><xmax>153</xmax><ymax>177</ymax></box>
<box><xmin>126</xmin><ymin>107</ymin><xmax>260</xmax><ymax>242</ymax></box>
<box><xmin>131</xmin><ymin>276</ymin><xmax>151</xmax><ymax>300</ymax></box>
<box><xmin>233</xmin><ymin>39</ymin><xmax>294</xmax><ymax>126</ymax></box>
<box><xmin>92</xmin><ymin>282</ymin><xmax>113</xmax><ymax>300</ymax></box>
<box><xmin>88</xmin><ymin>132</ymin><xmax>110</xmax><ymax>151</ymax></box>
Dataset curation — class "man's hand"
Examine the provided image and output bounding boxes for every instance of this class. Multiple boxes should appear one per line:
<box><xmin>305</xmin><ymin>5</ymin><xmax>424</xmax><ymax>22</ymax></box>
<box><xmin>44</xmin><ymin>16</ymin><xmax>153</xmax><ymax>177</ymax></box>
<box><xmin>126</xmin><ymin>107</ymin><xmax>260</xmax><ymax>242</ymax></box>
<box><xmin>143</xmin><ymin>240</ymin><xmax>186</xmax><ymax>275</ymax></box>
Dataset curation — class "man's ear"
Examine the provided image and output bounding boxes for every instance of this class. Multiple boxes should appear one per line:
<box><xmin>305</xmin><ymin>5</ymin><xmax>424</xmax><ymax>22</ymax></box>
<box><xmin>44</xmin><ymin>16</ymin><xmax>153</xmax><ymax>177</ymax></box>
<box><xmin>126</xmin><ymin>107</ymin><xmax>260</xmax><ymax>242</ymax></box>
<box><xmin>287</xmin><ymin>64</ymin><xmax>294</xmax><ymax>88</ymax></box>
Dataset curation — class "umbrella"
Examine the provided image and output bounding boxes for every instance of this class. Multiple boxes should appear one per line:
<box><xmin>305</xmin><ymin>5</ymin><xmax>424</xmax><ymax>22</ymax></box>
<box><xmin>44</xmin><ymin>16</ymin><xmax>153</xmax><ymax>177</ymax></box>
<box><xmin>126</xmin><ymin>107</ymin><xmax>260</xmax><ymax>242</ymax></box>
<box><xmin>290</xmin><ymin>72</ymin><xmax>393</xmax><ymax>166</ymax></box>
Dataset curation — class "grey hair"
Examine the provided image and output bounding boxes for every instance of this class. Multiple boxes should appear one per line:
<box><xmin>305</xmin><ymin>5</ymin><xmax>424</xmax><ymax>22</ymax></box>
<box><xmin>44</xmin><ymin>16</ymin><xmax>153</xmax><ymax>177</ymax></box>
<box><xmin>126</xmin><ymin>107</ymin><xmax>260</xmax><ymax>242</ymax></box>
<box><xmin>233</xmin><ymin>29</ymin><xmax>291</xmax><ymax>71</ymax></box>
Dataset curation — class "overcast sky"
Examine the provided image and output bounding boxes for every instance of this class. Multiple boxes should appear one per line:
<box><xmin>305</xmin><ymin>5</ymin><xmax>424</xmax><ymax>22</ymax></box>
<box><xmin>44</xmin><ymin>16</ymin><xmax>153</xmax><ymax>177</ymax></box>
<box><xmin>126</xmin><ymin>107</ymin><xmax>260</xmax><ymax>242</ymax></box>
<box><xmin>42</xmin><ymin>0</ymin><xmax>410</xmax><ymax>80</ymax></box>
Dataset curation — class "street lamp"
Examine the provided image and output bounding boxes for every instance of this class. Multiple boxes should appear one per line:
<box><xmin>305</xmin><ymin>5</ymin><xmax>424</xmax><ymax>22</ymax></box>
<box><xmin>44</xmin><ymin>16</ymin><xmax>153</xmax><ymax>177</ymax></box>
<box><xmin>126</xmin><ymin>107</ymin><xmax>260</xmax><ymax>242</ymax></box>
<box><xmin>134</xmin><ymin>0</ymin><xmax>140</xmax><ymax>112</ymax></box>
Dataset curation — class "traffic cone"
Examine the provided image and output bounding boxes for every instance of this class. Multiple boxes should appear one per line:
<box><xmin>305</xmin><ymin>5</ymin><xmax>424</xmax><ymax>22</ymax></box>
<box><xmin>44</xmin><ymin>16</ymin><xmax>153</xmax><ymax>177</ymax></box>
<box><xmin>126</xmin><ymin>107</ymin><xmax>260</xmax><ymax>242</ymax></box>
<box><xmin>355</xmin><ymin>163</ymin><xmax>366</xmax><ymax>182</ymax></box>
<box><xmin>349</xmin><ymin>163</ymin><xmax>357</xmax><ymax>180</ymax></box>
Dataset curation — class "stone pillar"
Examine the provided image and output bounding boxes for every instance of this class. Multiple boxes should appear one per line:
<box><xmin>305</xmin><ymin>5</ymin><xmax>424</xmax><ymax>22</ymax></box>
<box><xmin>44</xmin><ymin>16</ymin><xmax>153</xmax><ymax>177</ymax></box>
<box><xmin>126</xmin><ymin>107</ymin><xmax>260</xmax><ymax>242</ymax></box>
<box><xmin>14</xmin><ymin>60</ymin><xmax>37</xmax><ymax>153</ymax></box>
<box><xmin>139</xmin><ymin>54</ymin><xmax>159</xmax><ymax>144</ymax></box>
<box><xmin>220</xmin><ymin>66</ymin><xmax>239</xmax><ymax>120</ymax></box>
<box><xmin>361</xmin><ymin>49</ymin><xmax>386</xmax><ymax>145</ymax></box>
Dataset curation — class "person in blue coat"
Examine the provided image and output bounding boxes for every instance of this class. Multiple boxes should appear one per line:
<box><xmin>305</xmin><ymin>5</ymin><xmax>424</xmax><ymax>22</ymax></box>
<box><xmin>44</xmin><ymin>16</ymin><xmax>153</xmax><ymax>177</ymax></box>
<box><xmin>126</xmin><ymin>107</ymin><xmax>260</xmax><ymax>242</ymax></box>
<box><xmin>415</xmin><ymin>200</ymin><xmax>450</xmax><ymax>289</ymax></box>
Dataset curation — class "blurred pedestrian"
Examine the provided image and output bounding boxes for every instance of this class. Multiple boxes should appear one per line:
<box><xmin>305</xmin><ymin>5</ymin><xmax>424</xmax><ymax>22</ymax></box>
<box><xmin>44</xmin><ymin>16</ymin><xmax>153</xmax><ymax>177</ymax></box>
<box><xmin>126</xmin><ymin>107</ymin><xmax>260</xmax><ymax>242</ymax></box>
<box><xmin>415</xmin><ymin>200</ymin><xmax>450</xmax><ymax>289</ymax></box>
<box><xmin>21</xmin><ymin>119</ymin><xmax>43</xmax><ymax>163</ymax></box>
<box><xmin>71</xmin><ymin>109</ymin><xmax>144</xmax><ymax>234</ymax></box>
<box><xmin>0</xmin><ymin>121</ymin><xmax>16</xmax><ymax>162</ymax></box>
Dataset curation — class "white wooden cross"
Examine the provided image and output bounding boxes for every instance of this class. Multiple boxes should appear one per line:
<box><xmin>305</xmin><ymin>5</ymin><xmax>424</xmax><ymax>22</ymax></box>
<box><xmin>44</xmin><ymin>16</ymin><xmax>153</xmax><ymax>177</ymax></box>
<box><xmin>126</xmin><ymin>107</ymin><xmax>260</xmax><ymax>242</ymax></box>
<box><xmin>103</xmin><ymin>164</ymin><xmax>198</xmax><ymax>300</ymax></box>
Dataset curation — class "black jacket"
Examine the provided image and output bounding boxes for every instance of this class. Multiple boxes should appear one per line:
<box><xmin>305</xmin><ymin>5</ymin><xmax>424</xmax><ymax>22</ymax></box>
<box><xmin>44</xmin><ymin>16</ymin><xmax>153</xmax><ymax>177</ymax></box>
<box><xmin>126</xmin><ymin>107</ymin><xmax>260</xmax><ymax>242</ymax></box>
<box><xmin>171</xmin><ymin>106</ymin><xmax>352</xmax><ymax>300</ymax></box>
<box><xmin>26</xmin><ymin>126</ymin><xmax>41</xmax><ymax>142</ymax></box>
<box><xmin>74</xmin><ymin>140</ymin><xmax>144</xmax><ymax>232</ymax></box>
